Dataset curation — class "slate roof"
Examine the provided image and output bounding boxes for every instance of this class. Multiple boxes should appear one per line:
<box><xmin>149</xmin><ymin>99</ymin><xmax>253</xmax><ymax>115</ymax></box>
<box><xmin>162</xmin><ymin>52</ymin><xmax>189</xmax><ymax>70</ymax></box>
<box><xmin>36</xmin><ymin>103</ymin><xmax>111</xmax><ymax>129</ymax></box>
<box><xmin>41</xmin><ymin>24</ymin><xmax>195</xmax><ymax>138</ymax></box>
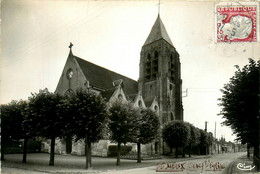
<box><xmin>144</xmin><ymin>100</ymin><xmax>154</xmax><ymax>108</ymax></box>
<box><xmin>100</xmin><ymin>88</ymin><xmax>117</xmax><ymax>102</ymax></box>
<box><xmin>127</xmin><ymin>94</ymin><xmax>138</xmax><ymax>102</ymax></box>
<box><xmin>143</xmin><ymin>15</ymin><xmax>173</xmax><ymax>46</ymax></box>
<box><xmin>74</xmin><ymin>56</ymin><xmax>138</xmax><ymax>95</ymax></box>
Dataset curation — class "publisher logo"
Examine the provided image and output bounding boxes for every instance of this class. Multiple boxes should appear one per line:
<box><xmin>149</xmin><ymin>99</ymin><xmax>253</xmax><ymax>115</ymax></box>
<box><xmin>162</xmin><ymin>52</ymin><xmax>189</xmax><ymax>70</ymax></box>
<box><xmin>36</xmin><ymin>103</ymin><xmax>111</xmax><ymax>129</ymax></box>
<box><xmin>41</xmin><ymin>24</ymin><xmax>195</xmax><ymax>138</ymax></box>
<box><xmin>237</xmin><ymin>163</ymin><xmax>255</xmax><ymax>171</ymax></box>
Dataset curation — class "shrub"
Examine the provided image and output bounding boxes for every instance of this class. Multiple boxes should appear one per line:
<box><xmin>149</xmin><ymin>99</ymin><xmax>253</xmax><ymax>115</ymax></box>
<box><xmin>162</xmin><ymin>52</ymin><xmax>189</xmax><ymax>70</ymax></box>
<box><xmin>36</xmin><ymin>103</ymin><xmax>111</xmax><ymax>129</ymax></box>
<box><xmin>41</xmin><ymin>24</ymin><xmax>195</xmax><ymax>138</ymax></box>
<box><xmin>107</xmin><ymin>145</ymin><xmax>132</xmax><ymax>157</ymax></box>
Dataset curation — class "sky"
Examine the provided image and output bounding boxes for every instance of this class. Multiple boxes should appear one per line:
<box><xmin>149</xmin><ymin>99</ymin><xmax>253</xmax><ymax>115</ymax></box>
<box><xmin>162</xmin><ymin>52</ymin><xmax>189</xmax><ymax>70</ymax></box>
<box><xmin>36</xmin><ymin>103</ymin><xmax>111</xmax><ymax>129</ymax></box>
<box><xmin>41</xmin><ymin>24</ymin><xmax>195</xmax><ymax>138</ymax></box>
<box><xmin>1</xmin><ymin>0</ymin><xmax>260</xmax><ymax>142</ymax></box>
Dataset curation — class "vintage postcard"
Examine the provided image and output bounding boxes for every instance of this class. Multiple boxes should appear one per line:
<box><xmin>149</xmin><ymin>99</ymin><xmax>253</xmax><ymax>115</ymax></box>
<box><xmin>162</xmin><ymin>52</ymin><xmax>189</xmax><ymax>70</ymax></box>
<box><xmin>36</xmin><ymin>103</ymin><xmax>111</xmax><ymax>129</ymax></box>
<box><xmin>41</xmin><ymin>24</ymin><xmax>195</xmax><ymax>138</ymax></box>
<box><xmin>1</xmin><ymin>0</ymin><xmax>260</xmax><ymax>173</ymax></box>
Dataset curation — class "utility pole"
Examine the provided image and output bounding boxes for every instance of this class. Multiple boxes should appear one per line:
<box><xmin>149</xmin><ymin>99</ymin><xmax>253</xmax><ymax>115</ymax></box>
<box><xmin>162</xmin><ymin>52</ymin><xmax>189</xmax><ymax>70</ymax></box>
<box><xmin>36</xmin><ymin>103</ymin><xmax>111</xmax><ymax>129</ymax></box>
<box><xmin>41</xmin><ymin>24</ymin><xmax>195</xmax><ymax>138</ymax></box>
<box><xmin>205</xmin><ymin>121</ymin><xmax>208</xmax><ymax>132</ymax></box>
<box><xmin>214</xmin><ymin>122</ymin><xmax>216</xmax><ymax>138</ymax></box>
<box><xmin>214</xmin><ymin>121</ymin><xmax>217</xmax><ymax>154</ymax></box>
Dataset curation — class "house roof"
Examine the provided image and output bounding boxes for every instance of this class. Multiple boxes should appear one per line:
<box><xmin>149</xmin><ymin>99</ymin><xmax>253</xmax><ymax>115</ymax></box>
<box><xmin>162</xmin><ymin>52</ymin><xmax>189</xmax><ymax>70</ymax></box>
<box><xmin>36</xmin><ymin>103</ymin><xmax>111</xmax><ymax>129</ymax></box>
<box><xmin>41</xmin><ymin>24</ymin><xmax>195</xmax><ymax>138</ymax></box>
<box><xmin>143</xmin><ymin>15</ymin><xmax>173</xmax><ymax>46</ymax></box>
<box><xmin>74</xmin><ymin>56</ymin><xmax>138</xmax><ymax>95</ymax></box>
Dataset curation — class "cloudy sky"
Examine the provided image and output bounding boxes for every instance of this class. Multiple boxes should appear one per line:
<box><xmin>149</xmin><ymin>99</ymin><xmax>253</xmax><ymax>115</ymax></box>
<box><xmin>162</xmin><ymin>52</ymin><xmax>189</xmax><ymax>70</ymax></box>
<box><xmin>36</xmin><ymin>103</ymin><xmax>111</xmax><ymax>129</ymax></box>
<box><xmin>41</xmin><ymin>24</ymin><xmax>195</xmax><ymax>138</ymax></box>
<box><xmin>1</xmin><ymin>0</ymin><xmax>260</xmax><ymax>142</ymax></box>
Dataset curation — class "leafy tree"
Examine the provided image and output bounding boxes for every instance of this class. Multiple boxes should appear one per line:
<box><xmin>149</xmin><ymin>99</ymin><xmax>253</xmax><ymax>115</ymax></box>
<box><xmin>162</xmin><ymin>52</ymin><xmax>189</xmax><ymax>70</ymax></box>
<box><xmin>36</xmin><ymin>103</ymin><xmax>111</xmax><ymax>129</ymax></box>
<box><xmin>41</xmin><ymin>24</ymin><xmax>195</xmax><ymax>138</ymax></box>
<box><xmin>66</xmin><ymin>88</ymin><xmax>108</xmax><ymax>169</ymax></box>
<box><xmin>135</xmin><ymin>108</ymin><xmax>160</xmax><ymax>163</ymax></box>
<box><xmin>57</xmin><ymin>95</ymin><xmax>76</xmax><ymax>154</ymax></box>
<box><xmin>0</xmin><ymin>100</ymin><xmax>28</xmax><ymax>162</ymax></box>
<box><xmin>206</xmin><ymin>132</ymin><xmax>214</xmax><ymax>155</ymax></box>
<box><xmin>162</xmin><ymin>120</ymin><xmax>190</xmax><ymax>158</ymax></box>
<box><xmin>27</xmin><ymin>88</ymin><xmax>64</xmax><ymax>166</ymax></box>
<box><xmin>187</xmin><ymin>124</ymin><xmax>200</xmax><ymax>157</ymax></box>
<box><xmin>197</xmin><ymin>130</ymin><xmax>213</xmax><ymax>155</ymax></box>
<box><xmin>108</xmin><ymin>101</ymin><xmax>139</xmax><ymax>165</ymax></box>
<box><xmin>198</xmin><ymin>129</ymin><xmax>208</xmax><ymax>155</ymax></box>
<box><xmin>218</xmin><ymin>58</ymin><xmax>259</xmax><ymax>170</ymax></box>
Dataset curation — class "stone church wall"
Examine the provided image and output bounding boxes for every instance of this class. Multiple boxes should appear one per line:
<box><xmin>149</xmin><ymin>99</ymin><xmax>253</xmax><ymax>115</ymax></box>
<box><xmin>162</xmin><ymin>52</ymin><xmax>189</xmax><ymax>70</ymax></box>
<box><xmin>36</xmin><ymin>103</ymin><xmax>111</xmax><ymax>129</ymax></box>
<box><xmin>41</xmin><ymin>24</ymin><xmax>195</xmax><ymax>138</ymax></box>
<box><xmin>41</xmin><ymin>138</ymin><xmax>157</xmax><ymax>157</ymax></box>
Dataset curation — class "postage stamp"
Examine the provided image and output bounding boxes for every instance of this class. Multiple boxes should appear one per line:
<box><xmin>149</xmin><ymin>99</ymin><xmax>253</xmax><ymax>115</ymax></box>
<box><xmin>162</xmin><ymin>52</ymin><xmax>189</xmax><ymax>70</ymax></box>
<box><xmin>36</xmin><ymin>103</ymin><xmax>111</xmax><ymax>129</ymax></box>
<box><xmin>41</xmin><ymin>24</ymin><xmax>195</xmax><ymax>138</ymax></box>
<box><xmin>216</xmin><ymin>3</ymin><xmax>258</xmax><ymax>43</ymax></box>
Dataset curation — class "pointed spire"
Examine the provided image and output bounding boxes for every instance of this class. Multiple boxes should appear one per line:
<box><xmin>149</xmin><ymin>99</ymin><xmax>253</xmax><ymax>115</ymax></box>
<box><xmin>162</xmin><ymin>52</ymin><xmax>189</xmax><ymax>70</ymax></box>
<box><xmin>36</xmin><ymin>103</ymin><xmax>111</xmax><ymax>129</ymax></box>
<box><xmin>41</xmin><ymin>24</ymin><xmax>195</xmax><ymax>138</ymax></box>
<box><xmin>69</xmin><ymin>42</ymin><xmax>73</xmax><ymax>55</ymax></box>
<box><xmin>143</xmin><ymin>15</ymin><xmax>173</xmax><ymax>46</ymax></box>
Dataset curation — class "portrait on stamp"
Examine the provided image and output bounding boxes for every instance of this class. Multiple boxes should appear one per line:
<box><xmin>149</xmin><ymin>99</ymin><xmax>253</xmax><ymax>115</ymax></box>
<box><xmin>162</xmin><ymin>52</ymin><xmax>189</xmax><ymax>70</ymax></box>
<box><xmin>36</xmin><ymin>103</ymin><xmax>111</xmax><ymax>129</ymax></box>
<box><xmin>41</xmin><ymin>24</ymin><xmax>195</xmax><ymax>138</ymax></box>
<box><xmin>216</xmin><ymin>5</ymin><xmax>257</xmax><ymax>42</ymax></box>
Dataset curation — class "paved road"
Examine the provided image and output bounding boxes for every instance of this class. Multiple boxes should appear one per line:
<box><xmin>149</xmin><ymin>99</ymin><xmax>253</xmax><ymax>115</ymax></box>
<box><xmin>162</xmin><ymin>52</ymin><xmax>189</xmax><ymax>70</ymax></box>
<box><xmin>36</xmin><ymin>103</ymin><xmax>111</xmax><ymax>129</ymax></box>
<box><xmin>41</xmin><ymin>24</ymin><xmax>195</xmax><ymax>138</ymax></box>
<box><xmin>101</xmin><ymin>152</ymin><xmax>245</xmax><ymax>174</ymax></box>
<box><xmin>227</xmin><ymin>154</ymin><xmax>258</xmax><ymax>174</ymax></box>
<box><xmin>1</xmin><ymin>152</ymin><xmax>246</xmax><ymax>174</ymax></box>
<box><xmin>1</xmin><ymin>167</ymin><xmax>47</xmax><ymax>174</ymax></box>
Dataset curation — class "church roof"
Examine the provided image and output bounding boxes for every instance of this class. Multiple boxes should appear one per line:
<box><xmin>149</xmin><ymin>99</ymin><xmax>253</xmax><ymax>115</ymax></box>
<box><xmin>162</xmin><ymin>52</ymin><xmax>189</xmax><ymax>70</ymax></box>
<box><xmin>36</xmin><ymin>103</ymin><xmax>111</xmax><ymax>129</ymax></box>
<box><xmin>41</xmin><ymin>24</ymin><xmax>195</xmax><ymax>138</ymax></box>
<box><xmin>74</xmin><ymin>56</ymin><xmax>138</xmax><ymax>95</ymax></box>
<box><xmin>100</xmin><ymin>88</ymin><xmax>117</xmax><ymax>102</ymax></box>
<box><xmin>126</xmin><ymin>94</ymin><xmax>138</xmax><ymax>102</ymax></box>
<box><xmin>144</xmin><ymin>100</ymin><xmax>154</xmax><ymax>108</ymax></box>
<box><xmin>143</xmin><ymin>15</ymin><xmax>173</xmax><ymax>46</ymax></box>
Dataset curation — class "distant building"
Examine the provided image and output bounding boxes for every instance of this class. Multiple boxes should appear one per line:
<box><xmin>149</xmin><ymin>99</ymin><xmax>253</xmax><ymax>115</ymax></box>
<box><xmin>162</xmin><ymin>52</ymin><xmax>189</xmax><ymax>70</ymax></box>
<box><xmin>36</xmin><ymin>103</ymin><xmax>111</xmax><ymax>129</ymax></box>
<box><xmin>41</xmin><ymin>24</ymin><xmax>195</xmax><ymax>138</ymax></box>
<box><xmin>54</xmin><ymin>15</ymin><xmax>183</xmax><ymax>156</ymax></box>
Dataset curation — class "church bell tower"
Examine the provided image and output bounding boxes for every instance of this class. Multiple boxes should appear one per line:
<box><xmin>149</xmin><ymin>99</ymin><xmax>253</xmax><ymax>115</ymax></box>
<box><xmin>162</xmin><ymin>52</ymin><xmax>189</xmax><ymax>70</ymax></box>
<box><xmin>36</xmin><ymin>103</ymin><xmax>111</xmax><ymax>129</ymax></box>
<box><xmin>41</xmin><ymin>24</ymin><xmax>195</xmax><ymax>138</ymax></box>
<box><xmin>139</xmin><ymin>15</ymin><xmax>183</xmax><ymax>124</ymax></box>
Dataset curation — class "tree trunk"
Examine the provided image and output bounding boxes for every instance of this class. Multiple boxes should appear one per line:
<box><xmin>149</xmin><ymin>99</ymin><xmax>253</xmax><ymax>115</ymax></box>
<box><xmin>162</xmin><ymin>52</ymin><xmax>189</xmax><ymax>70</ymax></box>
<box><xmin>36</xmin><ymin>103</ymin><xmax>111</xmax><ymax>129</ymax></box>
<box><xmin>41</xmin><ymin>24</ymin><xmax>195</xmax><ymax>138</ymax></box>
<box><xmin>247</xmin><ymin>144</ymin><xmax>250</xmax><ymax>158</ymax></box>
<box><xmin>49</xmin><ymin>137</ymin><xmax>55</xmax><ymax>166</ymax></box>
<box><xmin>137</xmin><ymin>142</ymin><xmax>141</xmax><ymax>163</ymax></box>
<box><xmin>85</xmin><ymin>136</ymin><xmax>89</xmax><ymax>169</ymax></box>
<box><xmin>155</xmin><ymin>142</ymin><xmax>158</xmax><ymax>154</ymax></box>
<box><xmin>116</xmin><ymin>142</ymin><xmax>121</xmax><ymax>166</ymax></box>
<box><xmin>182</xmin><ymin>147</ymin><xmax>185</xmax><ymax>157</ymax></box>
<box><xmin>175</xmin><ymin>147</ymin><xmax>178</xmax><ymax>158</ymax></box>
<box><xmin>258</xmin><ymin>144</ymin><xmax>260</xmax><ymax>172</ymax></box>
<box><xmin>253</xmin><ymin>144</ymin><xmax>260</xmax><ymax>171</ymax></box>
<box><xmin>65</xmin><ymin>136</ymin><xmax>72</xmax><ymax>154</ymax></box>
<box><xmin>88</xmin><ymin>141</ymin><xmax>92</xmax><ymax>167</ymax></box>
<box><xmin>22</xmin><ymin>138</ymin><xmax>28</xmax><ymax>163</ymax></box>
<box><xmin>1</xmin><ymin>140</ymin><xmax>5</xmax><ymax>161</ymax></box>
<box><xmin>188</xmin><ymin>143</ymin><xmax>191</xmax><ymax>157</ymax></box>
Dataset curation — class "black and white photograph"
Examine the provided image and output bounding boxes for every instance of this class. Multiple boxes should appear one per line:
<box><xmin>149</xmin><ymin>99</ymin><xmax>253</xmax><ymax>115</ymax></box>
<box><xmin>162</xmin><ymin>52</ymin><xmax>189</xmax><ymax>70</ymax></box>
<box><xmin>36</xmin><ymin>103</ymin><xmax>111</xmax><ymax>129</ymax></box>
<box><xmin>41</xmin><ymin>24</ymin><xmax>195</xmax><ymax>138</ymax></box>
<box><xmin>1</xmin><ymin>0</ymin><xmax>260</xmax><ymax>173</ymax></box>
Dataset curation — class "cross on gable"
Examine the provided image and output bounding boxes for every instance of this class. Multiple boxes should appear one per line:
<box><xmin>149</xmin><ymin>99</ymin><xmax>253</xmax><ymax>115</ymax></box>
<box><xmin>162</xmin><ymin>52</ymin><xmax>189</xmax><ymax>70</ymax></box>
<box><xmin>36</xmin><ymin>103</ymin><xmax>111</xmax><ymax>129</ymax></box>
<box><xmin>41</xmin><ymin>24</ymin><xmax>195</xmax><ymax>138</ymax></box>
<box><xmin>69</xmin><ymin>42</ymin><xmax>73</xmax><ymax>49</ymax></box>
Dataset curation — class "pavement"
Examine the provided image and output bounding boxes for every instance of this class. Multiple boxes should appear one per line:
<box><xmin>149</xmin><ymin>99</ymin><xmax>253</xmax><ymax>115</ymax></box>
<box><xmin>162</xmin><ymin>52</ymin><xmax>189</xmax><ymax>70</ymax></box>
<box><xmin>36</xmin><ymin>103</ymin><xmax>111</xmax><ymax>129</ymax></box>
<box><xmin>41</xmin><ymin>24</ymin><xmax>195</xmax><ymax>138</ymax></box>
<box><xmin>1</xmin><ymin>153</ymin><xmax>215</xmax><ymax>174</ymax></box>
<box><xmin>102</xmin><ymin>152</ymin><xmax>245</xmax><ymax>174</ymax></box>
<box><xmin>2</xmin><ymin>152</ymin><xmax>259</xmax><ymax>174</ymax></box>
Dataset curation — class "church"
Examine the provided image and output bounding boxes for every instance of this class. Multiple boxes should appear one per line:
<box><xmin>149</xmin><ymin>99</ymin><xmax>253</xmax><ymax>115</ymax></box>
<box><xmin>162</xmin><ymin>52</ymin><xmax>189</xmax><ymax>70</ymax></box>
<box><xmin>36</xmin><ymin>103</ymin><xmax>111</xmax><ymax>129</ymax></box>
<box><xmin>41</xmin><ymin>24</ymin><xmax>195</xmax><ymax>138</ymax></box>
<box><xmin>53</xmin><ymin>14</ymin><xmax>183</xmax><ymax>156</ymax></box>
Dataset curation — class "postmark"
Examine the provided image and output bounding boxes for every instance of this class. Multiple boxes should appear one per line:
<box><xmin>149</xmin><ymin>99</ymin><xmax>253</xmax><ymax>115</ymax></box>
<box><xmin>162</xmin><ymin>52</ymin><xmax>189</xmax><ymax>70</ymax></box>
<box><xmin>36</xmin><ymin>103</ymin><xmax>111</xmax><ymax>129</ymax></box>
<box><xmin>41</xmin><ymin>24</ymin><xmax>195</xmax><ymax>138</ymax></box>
<box><xmin>216</xmin><ymin>3</ymin><xmax>258</xmax><ymax>43</ymax></box>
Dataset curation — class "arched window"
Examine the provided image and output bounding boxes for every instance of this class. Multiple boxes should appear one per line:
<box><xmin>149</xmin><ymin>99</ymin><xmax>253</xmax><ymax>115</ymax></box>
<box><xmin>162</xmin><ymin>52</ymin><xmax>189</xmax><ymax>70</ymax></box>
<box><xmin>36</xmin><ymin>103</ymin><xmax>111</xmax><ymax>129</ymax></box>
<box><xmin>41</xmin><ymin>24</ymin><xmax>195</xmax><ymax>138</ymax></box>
<box><xmin>169</xmin><ymin>84</ymin><xmax>173</xmax><ymax>90</ymax></box>
<box><xmin>171</xmin><ymin>113</ymin><xmax>174</xmax><ymax>121</ymax></box>
<box><xmin>154</xmin><ymin>105</ymin><xmax>158</xmax><ymax>111</ymax></box>
<box><xmin>65</xmin><ymin>89</ymin><xmax>74</xmax><ymax>97</ymax></box>
<box><xmin>152</xmin><ymin>51</ymin><xmax>158</xmax><ymax>79</ymax></box>
<box><xmin>138</xmin><ymin>100</ymin><xmax>142</xmax><ymax>107</ymax></box>
<box><xmin>170</xmin><ymin>53</ymin><xmax>174</xmax><ymax>63</ymax></box>
<box><xmin>118</xmin><ymin>94</ymin><xmax>123</xmax><ymax>100</ymax></box>
<box><xmin>147</xmin><ymin>53</ymin><xmax>151</xmax><ymax>62</ymax></box>
<box><xmin>169</xmin><ymin>84</ymin><xmax>173</xmax><ymax>96</ymax></box>
<box><xmin>66</xmin><ymin>68</ymin><xmax>73</xmax><ymax>80</ymax></box>
<box><xmin>154</xmin><ymin>51</ymin><xmax>158</xmax><ymax>59</ymax></box>
<box><xmin>145</xmin><ymin>54</ymin><xmax>151</xmax><ymax>80</ymax></box>
<box><xmin>170</xmin><ymin>53</ymin><xmax>174</xmax><ymax>81</ymax></box>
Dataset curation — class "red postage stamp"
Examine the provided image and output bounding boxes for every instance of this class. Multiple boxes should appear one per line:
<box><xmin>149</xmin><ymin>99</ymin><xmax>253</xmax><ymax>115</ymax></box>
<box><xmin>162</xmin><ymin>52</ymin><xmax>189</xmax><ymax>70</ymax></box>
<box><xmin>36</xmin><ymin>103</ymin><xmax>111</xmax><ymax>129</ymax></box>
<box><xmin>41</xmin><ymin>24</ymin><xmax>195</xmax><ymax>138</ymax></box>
<box><xmin>216</xmin><ymin>5</ymin><xmax>257</xmax><ymax>43</ymax></box>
